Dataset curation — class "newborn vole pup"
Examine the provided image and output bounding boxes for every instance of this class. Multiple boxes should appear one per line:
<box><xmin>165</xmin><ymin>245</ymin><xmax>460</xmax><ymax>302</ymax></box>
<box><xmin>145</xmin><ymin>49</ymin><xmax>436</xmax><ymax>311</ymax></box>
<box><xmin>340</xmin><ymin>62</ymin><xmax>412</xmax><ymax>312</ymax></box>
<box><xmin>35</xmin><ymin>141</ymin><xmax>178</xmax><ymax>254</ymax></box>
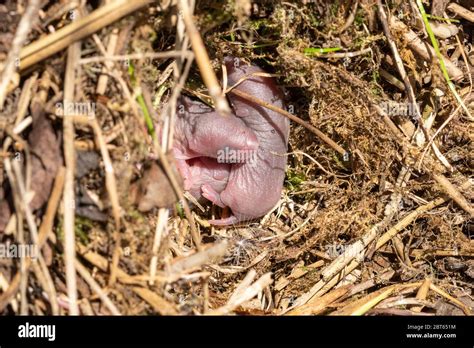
<box><xmin>201</xmin><ymin>57</ymin><xmax>290</xmax><ymax>225</ymax></box>
<box><xmin>172</xmin><ymin>58</ymin><xmax>289</xmax><ymax>225</ymax></box>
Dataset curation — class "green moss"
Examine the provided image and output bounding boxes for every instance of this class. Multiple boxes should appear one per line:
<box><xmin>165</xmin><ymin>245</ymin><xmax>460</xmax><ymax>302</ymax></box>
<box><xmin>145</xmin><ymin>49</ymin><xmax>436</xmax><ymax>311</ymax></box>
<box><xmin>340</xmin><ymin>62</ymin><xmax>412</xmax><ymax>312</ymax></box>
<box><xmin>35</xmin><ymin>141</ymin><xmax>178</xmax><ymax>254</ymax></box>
<box><xmin>285</xmin><ymin>168</ymin><xmax>306</xmax><ymax>190</ymax></box>
<box><xmin>56</xmin><ymin>215</ymin><xmax>93</xmax><ymax>245</ymax></box>
<box><xmin>354</xmin><ymin>8</ymin><xmax>365</xmax><ymax>26</ymax></box>
<box><xmin>176</xmin><ymin>202</ymin><xmax>185</xmax><ymax>219</ymax></box>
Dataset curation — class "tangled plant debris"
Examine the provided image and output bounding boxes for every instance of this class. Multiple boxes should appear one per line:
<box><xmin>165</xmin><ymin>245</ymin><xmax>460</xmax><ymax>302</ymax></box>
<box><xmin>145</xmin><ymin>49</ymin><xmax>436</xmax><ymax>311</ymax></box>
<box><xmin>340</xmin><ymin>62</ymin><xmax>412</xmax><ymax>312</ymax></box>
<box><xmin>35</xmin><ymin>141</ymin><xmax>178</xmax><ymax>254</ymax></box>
<box><xmin>0</xmin><ymin>0</ymin><xmax>472</xmax><ymax>316</ymax></box>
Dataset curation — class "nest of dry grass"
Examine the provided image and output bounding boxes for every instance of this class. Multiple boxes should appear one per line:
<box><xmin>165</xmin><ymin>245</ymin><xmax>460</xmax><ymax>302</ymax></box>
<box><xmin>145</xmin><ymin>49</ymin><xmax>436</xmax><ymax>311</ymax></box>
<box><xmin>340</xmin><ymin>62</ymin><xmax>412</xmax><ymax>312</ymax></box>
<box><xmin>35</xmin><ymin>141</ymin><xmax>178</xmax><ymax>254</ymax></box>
<box><xmin>0</xmin><ymin>0</ymin><xmax>473</xmax><ymax>316</ymax></box>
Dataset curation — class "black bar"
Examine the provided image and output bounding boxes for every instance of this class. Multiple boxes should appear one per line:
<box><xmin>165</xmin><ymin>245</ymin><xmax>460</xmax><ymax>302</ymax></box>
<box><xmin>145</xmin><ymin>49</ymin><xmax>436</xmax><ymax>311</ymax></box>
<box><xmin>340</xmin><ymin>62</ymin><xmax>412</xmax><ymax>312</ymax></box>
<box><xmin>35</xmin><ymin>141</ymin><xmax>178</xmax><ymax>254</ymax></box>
<box><xmin>0</xmin><ymin>316</ymin><xmax>471</xmax><ymax>346</ymax></box>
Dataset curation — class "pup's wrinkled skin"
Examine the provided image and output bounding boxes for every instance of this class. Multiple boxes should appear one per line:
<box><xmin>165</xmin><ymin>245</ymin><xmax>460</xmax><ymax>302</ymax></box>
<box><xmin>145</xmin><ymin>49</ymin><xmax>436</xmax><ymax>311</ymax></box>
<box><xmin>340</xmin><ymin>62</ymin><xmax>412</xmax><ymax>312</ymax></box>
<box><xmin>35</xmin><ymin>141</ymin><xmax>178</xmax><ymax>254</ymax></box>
<box><xmin>201</xmin><ymin>57</ymin><xmax>289</xmax><ymax>225</ymax></box>
<box><xmin>173</xmin><ymin>95</ymin><xmax>258</xmax><ymax>202</ymax></box>
<box><xmin>174</xmin><ymin>58</ymin><xmax>289</xmax><ymax>225</ymax></box>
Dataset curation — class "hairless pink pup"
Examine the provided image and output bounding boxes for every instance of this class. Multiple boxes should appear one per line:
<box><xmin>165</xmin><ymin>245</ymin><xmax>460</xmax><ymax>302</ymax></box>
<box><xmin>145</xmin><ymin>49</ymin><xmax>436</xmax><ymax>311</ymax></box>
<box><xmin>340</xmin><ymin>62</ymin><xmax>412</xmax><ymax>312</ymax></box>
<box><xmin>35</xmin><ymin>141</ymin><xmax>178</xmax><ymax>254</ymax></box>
<box><xmin>174</xmin><ymin>57</ymin><xmax>289</xmax><ymax>225</ymax></box>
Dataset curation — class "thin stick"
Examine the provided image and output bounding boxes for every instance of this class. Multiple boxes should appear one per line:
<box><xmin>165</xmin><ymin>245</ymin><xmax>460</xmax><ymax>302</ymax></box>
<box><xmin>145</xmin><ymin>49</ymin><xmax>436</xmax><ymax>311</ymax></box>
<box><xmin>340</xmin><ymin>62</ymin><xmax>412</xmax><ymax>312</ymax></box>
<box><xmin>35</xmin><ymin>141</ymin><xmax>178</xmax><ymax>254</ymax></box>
<box><xmin>229</xmin><ymin>89</ymin><xmax>347</xmax><ymax>156</ymax></box>
<box><xmin>88</xmin><ymin>33</ymin><xmax>126</xmax><ymax>286</ymax></box>
<box><xmin>10</xmin><ymin>160</ymin><xmax>39</xmax><ymax>243</ymax></box>
<box><xmin>178</xmin><ymin>0</ymin><xmax>231</xmax><ymax>116</ymax></box>
<box><xmin>431</xmin><ymin>173</ymin><xmax>474</xmax><ymax>217</ymax></box>
<box><xmin>79</xmin><ymin>51</ymin><xmax>192</xmax><ymax>65</ymax></box>
<box><xmin>0</xmin><ymin>0</ymin><xmax>40</xmax><ymax>109</ymax></box>
<box><xmin>19</xmin><ymin>0</ymin><xmax>155</xmax><ymax>71</ymax></box>
<box><xmin>0</xmin><ymin>167</ymin><xmax>65</xmax><ymax>312</ymax></box>
<box><xmin>149</xmin><ymin>208</ymin><xmax>169</xmax><ymax>286</ymax></box>
<box><xmin>429</xmin><ymin>283</ymin><xmax>471</xmax><ymax>315</ymax></box>
<box><xmin>31</xmin><ymin>255</ymin><xmax>59</xmax><ymax>315</ymax></box>
<box><xmin>286</xmin><ymin>180</ymin><xmax>471</xmax><ymax>312</ymax></box>
<box><xmin>377</xmin><ymin>0</ymin><xmax>452</xmax><ymax>171</ymax></box>
<box><xmin>96</xmin><ymin>29</ymin><xmax>118</xmax><ymax>95</ymax></box>
<box><xmin>447</xmin><ymin>3</ymin><xmax>474</xmax><ymax>22</ymax></box>
<box><xmin>90</xmin><ymin>117</ymin><xmax>122</xmax><ymax>285</ymax></box>
<box><xmin>3</xmin><ymin>159</ymin><xmax>28</xmax><ymax>314</ymax></box>
<box><xmin>209</xmin><ymin>271</ymin><xmax>273</xmax><ymax>315</ymax></box>
<box><xmin>338</xmin><ymin>0</ymin><xmax>359</xmax><ymax>33</ymax></box>
<box><xmin>62</xmin><ymin>4</ymin><xmax>81</xmax><ymax>315</ymax></box>
<box><xmin>75</xmin><ymin>260</ymin><xmax>121</xmax><ymax>315</ymax></box>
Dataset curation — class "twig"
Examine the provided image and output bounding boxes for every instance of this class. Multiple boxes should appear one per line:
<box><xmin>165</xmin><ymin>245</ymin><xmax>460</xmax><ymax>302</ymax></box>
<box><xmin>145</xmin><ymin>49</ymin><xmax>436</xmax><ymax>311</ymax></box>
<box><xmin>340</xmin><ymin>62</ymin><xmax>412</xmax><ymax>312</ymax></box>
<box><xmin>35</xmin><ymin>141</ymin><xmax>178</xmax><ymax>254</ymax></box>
<box><xmin>447</xmin><ymin>3</ymin><xmax>474</xmax><ymax>22</ymax></box>
<box><xmin>0</xmin><ymin>167</ymin><xmax>65</xmax><ymax>313</ymax></box>
<box><xmin>149</xmin><ymin>208</ymin><xmax>169</xmax><ymax>286</ymax></box>
<box><xmin>429</xmin><ymin>283</ymin><xmax>471</xmax><ymax>315</ymax></box>
<box><xmin>331</xmin><ymin>286</ymin><xmax>395</xmax><ymax>315</ymax></box>
<box><xmin>388</xmin><ymin>16</ymin><xmax>463</xmax><ymax>80</ymax></box>
<box><xmin>3</xmin><ymin>159</ymin><xmax>28</xmax><ymax>314</ymax></box>
<box><xmin>288</xmin><ymin>285</ymin><xmax>350</xmax><ymax>315</ymax></box>
<box><xmin>131</xmin><ymin>287</ymin><xmax>178</xmax><ymax>315</ymax></box>
<box><xmin>229</xmin><ymin>89</ymin><xmax>347</xmax><ymax>156</ymax></box>
<box><xmin>168</xmin><ymin>241</ymin><xmax>228</xmax><ymax>274</ymax></box>
<box><xmin>431</xmin><ymin>173</ymin><xmax>474</xmax><ymax>217</ymax></box>
<box><xmin>19</xmin><ymin>0</ymin><xmax>156</xmax><ymax>71</ymax></box>
<box><xmin>285</xmin><ymin>180</ymin><xmax>471</xmax><ymax>313</ymax></box>
<box><xmin>317</xmin><ymin>47</ymin><xmax>372</xmax><ymax>59</ymax></box>
<box><xmin>377</xmin><ymin>0</ymin><xmax>452</xmax><ymax>171</ymax></box>
<box><xmin>0</xmin><ymin>0</ymin><xmax>40</xmax><ymax>109</ymax></box>
<box><xmin>96</xmin><ymin>29</ymin><xmax>118</xmax><ymax>95</ymax></box>
<box><xmin>412</xmin><ymin>278</ymin><xmax>431</xmax><ymax>313</ymax></box>
<box><xmin>8</xmin><ymin>159</ymin><xmax>39</xmax><ymax>244</ymax></box>
<box><xmin>62</xmin><ymin>4</ymin><xmax>81</xmax><ymax>315</ymax></box>
<box><xmin>178</xmin><ymin>0</ymin><xmax>231</xmax><ymax>116</ymax></box>
<box><xmin>79</xmin><ymin>51</ymin><xmax>191</xmax><ymax>65</ymax></box>
<box><xmin>379</xmin><ymin>68</ymin><xmax>405</xmax><ymax>91</ymax></box>
<box><xmin>338</xmin><ymin>0</ymin><xmax>359</xmax><ymax>33</ymax></box>
<box><xmin>209</xmin><ymin>270</ymin><xmax>273</xmax><ymax>315</ymax></box>
<box><xmin>90</xmin><ymin>117</ymin><xmax>122</xmax><ymax>284</ymax></box>
<box><xmin>75</xmin><ymin>260</ymin><xmax>121</xmax><ymax>315</ymax></box>
<box><xmin>31</xmin><ymin>256</ymin><xmax>59</xmax><ymax>315</ymax></box>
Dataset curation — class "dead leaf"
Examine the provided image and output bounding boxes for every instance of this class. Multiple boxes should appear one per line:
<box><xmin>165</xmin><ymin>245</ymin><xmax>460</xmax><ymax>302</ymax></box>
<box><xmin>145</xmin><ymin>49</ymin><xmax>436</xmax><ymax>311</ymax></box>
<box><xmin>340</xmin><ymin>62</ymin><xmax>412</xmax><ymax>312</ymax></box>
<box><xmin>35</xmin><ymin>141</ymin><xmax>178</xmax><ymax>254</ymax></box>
<box><xmin>130</xmin><ymin>155</ymin><xmax>182</xmax><ymax>211</ymax></box>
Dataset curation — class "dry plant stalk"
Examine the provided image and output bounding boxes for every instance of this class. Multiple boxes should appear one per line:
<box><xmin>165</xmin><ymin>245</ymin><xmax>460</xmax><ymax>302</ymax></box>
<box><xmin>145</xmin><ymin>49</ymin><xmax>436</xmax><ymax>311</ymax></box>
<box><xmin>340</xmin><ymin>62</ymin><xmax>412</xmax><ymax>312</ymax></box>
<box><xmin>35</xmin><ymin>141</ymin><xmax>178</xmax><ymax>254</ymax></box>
<box><xmin>168</xmin><ymin>241</ymin><xmax>228</xmax><ymax>274</ymax></box>
<box><xmin>0</xmin><ymin>0</ymin><xmax>40</xmax><ymax>108</ymax></box>
<box><xmin>377</xmin><ymin>0</ymin><xmax>452</xmax><ymax>171</ymax></box>
<box><xmin>429</xmin><ymin>283</ymin><xmax>471</xmax><ymax>315</ymax></box>
<box><xmin>388</xmin><ymin>16</ymin><xmax>464</xmax><ymax>80</ymax></box>
<box><xmin>331</xmin><ymin>283</ymin><xmax>422</xmax><ymax>315</ymax></box>
<box><xmin>447</xmin><ymin>3</ymin><xmax>474</xmax><ymax>22</ymax></box>
<box><xmin>288</xmin><ymin>285</ymin><xmax>350</xmax><ymax>315</ymax></box>
<box><xmin>19</xmin><ymin>0</ymin><xmax>155</xmax><ymax>71</ymax></box>
<box><xmin>209</xmin><ymin>270</ymin><xmax>273</xmax><ymax>315</ymax></box>
<box><xmin>229</xmin><ymin>89</ymin><xmax>347</xmax><ymax>156</ymax></box>
<box><xmin>75</xmin><ymin>260</ymin><xmax>121</xmax><ymax>315</ymax></box>
<box><xmin>178</xmin><ymin>0</ymin><xmax>231</xmax><ymax>116</ymax></box>
<box><xmin>62</xmin><ymin>4</ymin><xmax>81</xmax><ymax>315</ymax></box>
<box><xmin>131</xmin><ymin>287</ymin><xmax>178</xmax><ymax>315</ymax></box>
<box><xmin>149</xmin><ymin>208</ymin><xmax>169</xmax><ymax>286</ymax></box>
<box><xmin>0</xmin><ymin>167</ymin><xmax>65</xmax><ymax>312</ymax></box>
<box><xmin>286</xmin><ymin>181</ymin><xmax>471</xmax><ymax>313</ymax></box>
<box><xmin>96</xmin><ymin>29</ymin><xmax>119</xmax><ymax>95</ymax></box>
<box><xmin>90</xmin><ymin>118</ymin><xmax>122</xmax><ymax>285</ymax></box>
<box><xmin>412</xmin><ymin>278</ymin><xmax>431</xmax><ymax>313</ymax></box>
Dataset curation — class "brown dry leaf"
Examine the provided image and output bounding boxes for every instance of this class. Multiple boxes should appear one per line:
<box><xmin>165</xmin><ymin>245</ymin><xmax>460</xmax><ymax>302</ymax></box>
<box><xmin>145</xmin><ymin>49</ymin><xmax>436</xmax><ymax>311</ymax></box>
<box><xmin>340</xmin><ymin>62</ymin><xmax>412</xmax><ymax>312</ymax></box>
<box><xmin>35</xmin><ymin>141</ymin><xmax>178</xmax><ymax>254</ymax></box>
<box><xmin>28</xmin><ymin>105</ymin><xmax>62</xmax><ymax>211</ymax></box>
<box><xmin>130</xmin><ymin>157</ymin><xmax>182</xmax><ymax>212</ymax></box>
